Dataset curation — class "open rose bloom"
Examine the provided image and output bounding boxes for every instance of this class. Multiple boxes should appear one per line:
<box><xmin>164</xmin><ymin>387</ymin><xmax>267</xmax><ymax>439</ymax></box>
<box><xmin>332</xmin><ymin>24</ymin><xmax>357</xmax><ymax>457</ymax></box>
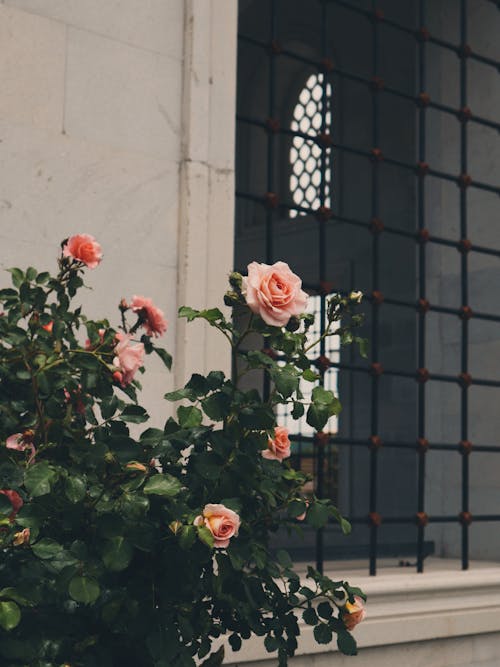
<box><xmin>342</xmin><ymin>596</ymin><xmax>366</xmax><ymax>631</ymax></box>
<box><xmin>130</xmin><ymin>295</ymin><xmax>168</xmax><ymax>338</ymax></box>
<box><xmin>194</xmin><ymin>503</ymin><xmax>240</xmax><ymax>548</ymax></box>
<box><xmin>63</xmin><ymin>234</ymin><xmax>103</xmax><ymax>269</ymax></box>
<box><xmin>243</xmin><ymin>261</ymin><xmax>308</xmax><ymax>327</ymax></box>
<box><xmin>113</xmin><ymin>333</ymin><xmax>145</xmax><ymax>386</ymax></box>
<box><xmin>262</xmin><ymin>426</ymin><xmax>291</xmax><ymax>462</ymax></box>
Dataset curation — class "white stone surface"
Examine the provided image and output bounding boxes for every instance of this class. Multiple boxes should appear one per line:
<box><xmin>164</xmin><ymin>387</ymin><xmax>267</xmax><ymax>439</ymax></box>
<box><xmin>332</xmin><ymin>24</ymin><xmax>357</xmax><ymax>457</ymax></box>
<box><xmin>0</xmin><ymin>0</ymin><xmax>237</xmax><ymax>419</ymax></box>
<box><xmin>0</xmin><ymin>5</ymin><xmax>66</xmax><ymax>132</ymax></box>
<box><xmin>65</xmin><ymin>27</ymin><xmax>182</xmax><ymax>159</ymax></box>
<box><xmin>175</xmin><ymin>0</ymin><xmax>238</xmax><ymax>385</ymax></box>
<box><xmin>3</xmin><ymin>0</ymin><xmax>183</xmax><ymax>60</ymax></box>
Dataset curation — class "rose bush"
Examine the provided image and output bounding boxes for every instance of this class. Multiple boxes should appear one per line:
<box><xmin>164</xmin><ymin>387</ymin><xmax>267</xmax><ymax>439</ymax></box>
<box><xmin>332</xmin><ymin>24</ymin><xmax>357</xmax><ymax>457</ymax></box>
<box><xmin>0</xmin><ymin>240</ymin><xmax>367</xmax><ymax>666</ymax></box>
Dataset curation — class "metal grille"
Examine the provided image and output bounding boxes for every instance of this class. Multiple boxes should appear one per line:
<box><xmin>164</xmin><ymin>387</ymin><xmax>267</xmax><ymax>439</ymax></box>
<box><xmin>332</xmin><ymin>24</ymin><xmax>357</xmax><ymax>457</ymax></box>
<box><xmin>235</xmin><ymin>0</ymin><xmax>500</xmax><ymax>575</ymax></box>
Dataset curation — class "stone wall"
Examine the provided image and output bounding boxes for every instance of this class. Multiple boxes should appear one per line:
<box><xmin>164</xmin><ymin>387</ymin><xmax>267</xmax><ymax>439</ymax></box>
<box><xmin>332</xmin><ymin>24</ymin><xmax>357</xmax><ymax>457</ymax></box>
<box><xmin>0</xmin><ymin>0</ymin><xmax>237</xmax><ymax>426</ymax></box>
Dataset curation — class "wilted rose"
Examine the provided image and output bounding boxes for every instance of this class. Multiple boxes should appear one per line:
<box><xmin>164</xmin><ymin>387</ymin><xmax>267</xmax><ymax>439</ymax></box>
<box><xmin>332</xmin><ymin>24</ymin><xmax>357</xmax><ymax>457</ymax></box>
<box><xmin>130</xmin><ymin>295</ymin><xmax>167</xmax><ymax>338</ymax></box>
<box><xmin>113</xmin><ymin>333</ymin><xmax>145</xmax><ymax>386</ymax></box>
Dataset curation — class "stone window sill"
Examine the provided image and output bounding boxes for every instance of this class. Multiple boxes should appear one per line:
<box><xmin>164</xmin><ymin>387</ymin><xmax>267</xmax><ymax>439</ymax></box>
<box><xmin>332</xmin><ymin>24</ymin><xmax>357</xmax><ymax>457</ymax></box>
<box><xmin>221</xmin><ymin>558</ymin><xmax>500</xmax><ymax>664</ymax></box>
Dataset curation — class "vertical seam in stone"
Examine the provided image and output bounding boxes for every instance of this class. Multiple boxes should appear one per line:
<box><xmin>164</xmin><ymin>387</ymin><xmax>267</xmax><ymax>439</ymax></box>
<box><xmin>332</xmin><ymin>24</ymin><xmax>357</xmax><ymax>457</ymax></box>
<box><xmin>62</xmin><ymin>23</ymin><xmax>69</xmax><ymax>134</ymax></box>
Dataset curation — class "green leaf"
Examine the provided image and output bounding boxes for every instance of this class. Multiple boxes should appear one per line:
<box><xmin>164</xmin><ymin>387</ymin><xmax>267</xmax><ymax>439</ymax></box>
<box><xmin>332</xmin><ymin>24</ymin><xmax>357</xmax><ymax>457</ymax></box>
<box><xmin>102</xmin><ymin>536</ymin><xmax>133</xmax><ymax>572</ymax></box>
<box><xmin>154</xmin><ymin>346</ymin><xmax>172</xmax><ymax>370</ymax></box>
<box><xmin>306</xmin><ymin>402</ymin><xmax>330</xmax><ymax>431</ymax></box>
<box><xmin>330</xmin><ymin>506</ymin><xmax>351</xmax><ymax>534</ymax></box>
<box><xmin>8</xmin><ymin>268</ymin><xmax>24</xmax><ymax>289</ymax></box>
<box><xmin>317</xmin><ymin>602</ymin><xmax>333</xmax><ymax>619</ymax></box>
<box><xmin>193</xmin><ymin>453</ymin><xmax>222</xmax><ymax>480</ymax></box>
<box><xmin>302</xmin><ymin>369</ymin><xmax>319</xmax><ymax>382</ymax></box>
<box><xmin>196</xmin><ymin>525</ymin><xmax>214</xmax><ymax>548</ymax></box>
<box><xmin>312</xmin><ymin>386</ymin><xmax>336</xmax><ymax>405</ymax></box>
<box><xmin>355</xmin><ymin>337</ymin><xmax>369</xmax><ymax>358</ymax></box>
<box><xmin>264</xmin><ymin>635</ymin><xmax>280</xmax><ymax>653</ymax></box>
<box><xmin>201</xmin><ymin>393</ymin><xmax>231</xmax><ymax>421</ymax></box>
<box><xmin>273</xmin><ymin>368</ymin><xmax>299</xmax><ymax>398</ymax></box>
<box><xmin>207</xmin><ymin>371</ymin><xmax>225</xmax><ymax>390</ymax></box>
<box><xmin>178</xmin><ymin>306</ymin><xmax>200</xmax><ymax>321</ymax></box>
<box><xmin>228</xmin><ymin>634</ymin><xmax>242</xmax><ymax>652</ymax></box>
<box><xmin>36</xmin><ymin>272</ymin><xmax>50</xmax><ymax>284</ymax></box>
<box><xmin>143</xmin><ymin>474</ymin><xmax>182</xmax><ymax>498</ymax></box>
<box><xmin>177</xmin><ymin>405</ymin><xmax>202</xmax><ymax>428</ymax></box>
<box><xmin>179</xmin><ymin>526</ymin><xmax>196</xmax><ymax>550</ymax></box>
<box><xmin>200</xmin><ymin>646</ymin><xmax>224</xmax><ymax>666</ymax></box>
<box><xmin>313</xmin><ymin>623</ymin><xmax>332</xmax><ymax>645</ymax></box>
<box><xmin>291</xmin><ymin>401</ymin><xmax>305</xmax><ymax>419</ymax></box>
<box><xmin>0</xmin><ymin>588</ymin><xmax>34</xmax><ymax>607</ymax></box>
<box><xmin>0</xmin><ymin>494</ymin><xmax>12</xmax><ymax>518</ymax></box>
<box><xmin>0</xmin><ymin>601</ymin><xmax>21</xmax><ymax>631</ymax></box>
<box><xmin>276</xmin><ymin>549</ymin><xmax>293</xmax><ymax>569</ymax></box>
<box><xmin>68</xmin><ymin>576</ymin><xmax>100</xmax><ymax>604</ymax></box>
<box><xmin>302</xmin><ymin>607</ymin><xmax>318</xmax><ymax>625</ymax></box>
<box><xmin>65</xmin><ymin>475</ymin><xmax>86</xmax><ymax>503</ymax></box>
<box><xmin>299</xmin><ymin>586</ymin><xmax>315</xmax><ymax>600</ymax></box>
<box><xmin>119</xmin><ymin>405</ymin><xmax>149</xmax><ymax>423</ymax></box>
<box><xmin>337</xmin><ymin>631</ymin><xmax>357</xmax><ymax>656</ymax></box>
<box><xmin>306</xmin><ymin>502</ymin><xmax>330</xmax><ymax>529</ymax></box>
<box><xmin>24</xmin><ymin>462</ymin><xmax>57</xmax><ymax>497</ymax></box>
<box><xmin>31</xmin><ymin>538</ymin><xmax>63</xmax><ymax>560</ymax></box>
<box><xmin>164</xmin><ymin>388</ymin><xmax>196</xmax><ymax>402</ymax></box>
<box><xmin>288</xmin><ymin>499</ymin><xmax>307</xmax><ymax>518</ymax></box>
<box><xmin>199</xmin><ymin>308</ymin><xmax>224</xmax><ymax>323</ymax></box>
<box><xmin>186</xmin><ymin>373</ymin><xmax>209</xmax><ymax>396</ymax></box>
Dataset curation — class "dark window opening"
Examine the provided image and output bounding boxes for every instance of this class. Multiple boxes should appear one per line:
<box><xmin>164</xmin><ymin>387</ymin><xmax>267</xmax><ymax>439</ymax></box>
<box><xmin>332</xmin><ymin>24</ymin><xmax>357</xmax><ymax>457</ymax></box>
<box><xmin>235</xmin><ymin>0</ymin><xmax>500</xmax><ymax>575</ymax></box>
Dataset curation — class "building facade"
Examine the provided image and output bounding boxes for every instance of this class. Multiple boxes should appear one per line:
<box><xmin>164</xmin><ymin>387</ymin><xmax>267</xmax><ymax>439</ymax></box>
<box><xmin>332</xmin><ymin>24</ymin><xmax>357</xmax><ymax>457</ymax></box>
<box><xmin>1</xmin><ymin>1</ymin><xmax>499</xmax><ymax>665</ymax></box>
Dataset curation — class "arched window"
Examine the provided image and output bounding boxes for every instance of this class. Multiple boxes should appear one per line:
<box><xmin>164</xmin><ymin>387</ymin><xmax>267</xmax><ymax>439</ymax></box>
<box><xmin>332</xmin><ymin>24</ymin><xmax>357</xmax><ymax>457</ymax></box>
<box><xmin>289</xmin><ymin>73</ymin><xmax>332</xmax><ymax>217</ymax></box>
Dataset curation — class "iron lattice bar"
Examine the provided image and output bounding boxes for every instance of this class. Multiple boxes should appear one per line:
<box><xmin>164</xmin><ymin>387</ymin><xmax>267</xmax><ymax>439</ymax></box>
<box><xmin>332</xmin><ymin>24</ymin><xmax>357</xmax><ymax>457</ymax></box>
<box><xmin>368</xmin><ymin>0</ymin><xmax>381</xmax><ymax>576</ymax></box>
<box><xmin>261</xmin><ymin>0</ymin><xmax>277</xmax><ymax>404</ymax></box>
<box><xmin>459</xmin><ymin>0</ymin><xmax>470</xmax><ymax>571</ymax></box>
<box><xmin>237</xmin><ymin>34</ymin><xmax>500</xmax><ymax>134</ymax></box>
<box><xmin>314</xmin><ymin>0</ymin><xmax>329</xmax><ymax>575</ymax></box>
<box><xmin>236</xmin><ymin>189</ymin><xmax>500</xmax><ymax>259</ymax></box>
<box><xmin>416</xmin><ymin>0</ymin><xmax>427</xmax><ymax>574</ymax></box>
<box><xmin>322</xmin><ymin>0</ymin><xmax>500</xmax><ymax>71</ymax></box>
<box><xmin>289</xmin><ymin>433</ymin><xmax>500</xmax><ymax>455</ymax></box>
<box><xmin>236</xmin><ymin>113</ymin><xmax>500</xmax><ymax>196</ymax></box>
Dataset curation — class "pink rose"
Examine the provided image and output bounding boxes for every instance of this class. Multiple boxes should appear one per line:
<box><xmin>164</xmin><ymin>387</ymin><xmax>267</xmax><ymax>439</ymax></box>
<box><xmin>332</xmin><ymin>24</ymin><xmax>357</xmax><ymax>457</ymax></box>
<box><xmin>6</xmin><ymin>432</ymin><xmax>36</xmax><ymax>464</ymax></box>
<box><xmin>63</xmin><ymin>234</ymin><xmax>102</xmax><ymax>269</ymax></box>
<box><xmin>342</xmin><ymin>596</ymin><xmax>366</xmax><ymax>631</ymax></box>
<box><xmin>130</xmin><ymin>295</ymin><xmax>168</xmax><ymax>338</ymax></box>
<box><xmin>194</xmin><ymin>503</ymin><xmax>240</xmax><ymax>548</ymax></box>
<box><xmin>113</xmin><ymin>333</ymin><xmax>145</xmax><ymax>386</ymax></box>
<box><xmin>262</xmin><ymin>426</ymin><xmax>291</xmax><ymax>462</ymax></box>
<box><xmin>0</xmin><ymin>489</ymin><xmax>23</xmax><ymax>522</ymax></box>
<box><xmin>243</xmin><ymin>261</ymin><xmax>308</xmax><ymax>327</ymax></box>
